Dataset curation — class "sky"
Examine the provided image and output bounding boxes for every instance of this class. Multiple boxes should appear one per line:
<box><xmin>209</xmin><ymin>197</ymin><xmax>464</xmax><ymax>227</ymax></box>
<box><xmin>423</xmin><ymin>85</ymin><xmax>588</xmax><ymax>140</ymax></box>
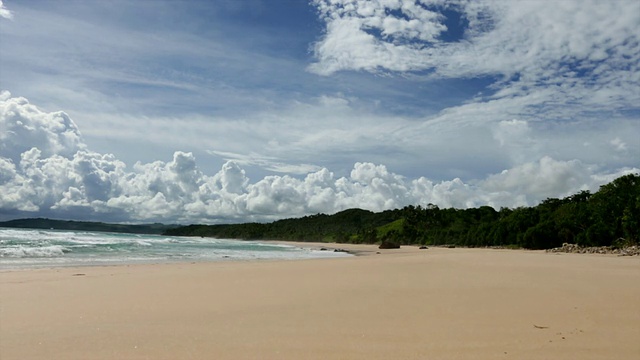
<box><xmin>1</xmin><ymin>0</ymin><xmax>639</xmax><ymax>224</ymax></box>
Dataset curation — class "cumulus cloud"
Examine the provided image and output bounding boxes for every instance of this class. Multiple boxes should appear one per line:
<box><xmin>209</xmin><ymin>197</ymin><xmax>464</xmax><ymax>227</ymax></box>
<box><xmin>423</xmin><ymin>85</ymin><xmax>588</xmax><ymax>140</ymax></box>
<box><xmin>0</xmin><ymin>91</ymin><xmax>85</xmax><ymax>163</ymax></box>
<box><xmin>3</xmin><ymin>1</ymin><xmax>636</xmax><ymax>192</ymax></box>
<box><xmin>1</xmin><ymin>93</ymin><xmax>637</xmax><ymax>223</ymax></box>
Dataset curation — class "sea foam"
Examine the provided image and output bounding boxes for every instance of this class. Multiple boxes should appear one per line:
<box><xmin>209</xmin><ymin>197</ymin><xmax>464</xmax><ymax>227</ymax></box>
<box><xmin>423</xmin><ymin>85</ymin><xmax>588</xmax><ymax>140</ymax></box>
<box><xmin>0</xmin><ymin>228</ymin><xmax>351</xmax><ymax>269</ymax></box>
<box><xmin>0</xmin><ymin>245</ymin><xmax>68</xmax><ymax>258</ymax></box>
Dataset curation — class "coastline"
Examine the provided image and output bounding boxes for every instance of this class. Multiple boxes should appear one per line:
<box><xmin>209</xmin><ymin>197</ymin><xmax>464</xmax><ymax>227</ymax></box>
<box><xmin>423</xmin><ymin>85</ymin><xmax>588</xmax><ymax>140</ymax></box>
<box><xmin>1</xmin><ymin>246</ymin><xmax>638</xmax><ymax>359</ymax></box>
<box><xmin>259</xmin><ymin>240</ymin><xmax>408</xmax><ymax>256</ymax></box>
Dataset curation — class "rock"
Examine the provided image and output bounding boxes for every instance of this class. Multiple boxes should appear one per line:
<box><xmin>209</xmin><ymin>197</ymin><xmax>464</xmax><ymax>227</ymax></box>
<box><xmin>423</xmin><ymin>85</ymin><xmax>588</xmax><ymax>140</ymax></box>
<box><xmin>546</xmin><ymin>243</ymin><xmax>640</xmax><ymax>256</ymax></box>
<box><xmin>379</xmin><ymin>240</ymin><xmax>400</xmax><ymax>249</ymax></box>
<box><xmin>419</xmin><ymin>246</ymin><xmax>428</xmax><ymax>250</ymax></box>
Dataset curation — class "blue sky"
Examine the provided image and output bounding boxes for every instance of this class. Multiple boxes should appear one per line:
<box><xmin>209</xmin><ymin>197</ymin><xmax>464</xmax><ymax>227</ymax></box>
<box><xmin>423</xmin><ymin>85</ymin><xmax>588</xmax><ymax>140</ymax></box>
<box><xmin>1</xmin><ymin>0</ymin><xmax>639</xmax><ymax>223</ymax></box>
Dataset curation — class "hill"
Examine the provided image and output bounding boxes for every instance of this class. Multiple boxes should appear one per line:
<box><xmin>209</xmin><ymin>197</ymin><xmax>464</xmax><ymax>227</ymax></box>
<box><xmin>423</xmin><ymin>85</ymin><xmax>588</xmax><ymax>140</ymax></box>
<box><xmin>0</xmin><ymin>218</ymin><xmax>175</xmax><ymax>235</ymax></box>
<box><xmin>164</xmin><ymin>173</ymin><xmax>640</xmax><ymax>250</ymax></box>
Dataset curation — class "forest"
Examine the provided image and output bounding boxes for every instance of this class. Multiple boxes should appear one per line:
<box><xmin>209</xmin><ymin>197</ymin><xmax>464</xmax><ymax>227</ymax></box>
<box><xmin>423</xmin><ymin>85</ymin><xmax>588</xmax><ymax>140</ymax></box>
<box><xmin>165</xmin><ymin>174</ymin><xmax>640</xmax><ymax>250</ymax></box>
<box><xmin>0</xmin><ymin>218</ymin><xmax>175</xmax><ymax>235</ymax></box>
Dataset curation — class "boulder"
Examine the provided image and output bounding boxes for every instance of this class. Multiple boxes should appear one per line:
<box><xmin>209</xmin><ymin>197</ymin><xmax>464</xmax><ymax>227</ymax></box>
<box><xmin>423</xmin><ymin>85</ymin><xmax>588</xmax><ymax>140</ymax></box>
<box><xmin>379</xmin><ymin>240</ymin><xmax>400</xmax><ymax>249</ymax></box>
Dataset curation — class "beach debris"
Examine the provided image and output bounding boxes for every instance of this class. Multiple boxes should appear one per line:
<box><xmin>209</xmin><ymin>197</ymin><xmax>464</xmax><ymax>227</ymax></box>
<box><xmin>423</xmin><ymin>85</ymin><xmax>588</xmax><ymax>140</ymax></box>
<box><xmin>72</xmin><ymin>273</ymin><xmax>86</xmax><ymax>276</ymax></box>
<box><xmin>533</xmin><ymin>324</ymin><xmax>548</xmax><ymax>329</ymax></box>
<box><xmin>546</xmin><ymin>243</ymin><xmax>639</xmax><ymax>256</ymax></box>
<box><xmin>419</xmin><ymin>246</ymin><xmax>428</xmax><ymax>250</ymax></box>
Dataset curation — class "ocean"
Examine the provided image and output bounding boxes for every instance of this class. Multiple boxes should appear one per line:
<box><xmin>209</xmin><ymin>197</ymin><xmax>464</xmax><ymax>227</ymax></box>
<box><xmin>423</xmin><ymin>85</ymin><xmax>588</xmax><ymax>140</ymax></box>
<box><xmin>0</xmin><ymin>228</ymin><xmax>351</xmax><ymax>270</ymax></box>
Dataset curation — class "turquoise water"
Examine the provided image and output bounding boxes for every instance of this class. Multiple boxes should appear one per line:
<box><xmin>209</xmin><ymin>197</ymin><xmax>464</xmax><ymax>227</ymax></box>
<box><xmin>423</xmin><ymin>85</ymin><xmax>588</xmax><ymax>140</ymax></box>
<box><xmin>0</xmin><ymin>228</ymin><xmax>350</xmax><ymax>269</ymax></box>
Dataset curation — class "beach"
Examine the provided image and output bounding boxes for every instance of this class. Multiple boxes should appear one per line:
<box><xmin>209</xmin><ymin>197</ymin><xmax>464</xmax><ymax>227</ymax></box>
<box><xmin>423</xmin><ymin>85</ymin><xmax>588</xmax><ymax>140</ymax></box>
<box><xmin>1</xmin><ymin>244</ymin><xmax>639</xmax><ymax>360</ymax></box>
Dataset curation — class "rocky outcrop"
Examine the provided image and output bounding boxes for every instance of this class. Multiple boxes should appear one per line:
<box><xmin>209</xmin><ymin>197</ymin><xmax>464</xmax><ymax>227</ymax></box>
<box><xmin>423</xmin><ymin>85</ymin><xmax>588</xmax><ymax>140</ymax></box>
<box><xmin>546</xmin><ymin>243</ymin><xmax>640</xmax><ymax>256</ymax></box>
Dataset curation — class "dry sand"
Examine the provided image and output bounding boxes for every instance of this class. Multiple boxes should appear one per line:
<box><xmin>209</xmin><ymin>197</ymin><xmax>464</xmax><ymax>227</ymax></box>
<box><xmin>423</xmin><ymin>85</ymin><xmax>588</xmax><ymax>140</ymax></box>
<box><xmin>1</xmin><ymin>245</ymin><xmax>639</xmax><ymax>360</ymax></box>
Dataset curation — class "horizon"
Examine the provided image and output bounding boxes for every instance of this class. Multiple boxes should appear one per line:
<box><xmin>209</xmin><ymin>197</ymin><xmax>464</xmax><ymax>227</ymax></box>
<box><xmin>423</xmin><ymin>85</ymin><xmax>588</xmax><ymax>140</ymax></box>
<box><xmin>1</xmin><ymin>0</ymin><xmax>639</xmax><ymax>224</ymax></box>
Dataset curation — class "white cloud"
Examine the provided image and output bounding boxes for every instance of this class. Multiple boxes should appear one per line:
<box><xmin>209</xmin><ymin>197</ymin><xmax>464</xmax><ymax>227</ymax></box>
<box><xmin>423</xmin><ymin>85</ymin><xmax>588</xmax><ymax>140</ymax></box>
<box><xmin>481</xmin><ymin>157</ymin><xmax>593</xmax><ymax>202</ymax></box>
<box><xmin>304</xmin><ymin>1</ymin><xmax>639</xmax><ymax>182</ymax></box>
<box><xmin>309</xmin><ymin>0</ymin><xmax>443</xmax><ymax>75</ymax></box>
<box><xmin>1</xmin><ymin>80</ymin><xmax>638</xmax><ymax>224</ymax></box>
<box><xmin>309</xmin><ymin>0</ymin><xmax>640</xmax><ymax>123</ymax></box>
<box><xmin>310</xmin><ymin>1</ymin><xmax>640</xmax><ymax>78</ymax></box>
<box><xmin>4</xmin><ymin>91</ymin><xmax>638</xmax><ymax>222</ymax></box>
<box><xmin>490</xmin><ymin>119</ymin><xmax>541</xmax><ymax>164</ymax></box>
<box><xmin>2</xmin><ymin>140</ymin><xmax>637</xmax><ymax>223</ymax></box>
<box><xmin>208</xmin><ymin>150</ymin><xmax>322</xmax><ymax>175</ymax></box>
<box><xmin>0</xmin><ymin>91</ymin><xmax>85</xmax><ymax>164</ymax></box>
<box><xmin>0</xmin><ymin>0</ymin><xmax>12</xmax><ymax>20</ymax></box>
<box><xmin>2</xmin><ymin>0</ymin><xmax>638</xmax><ymax>226</ymax></box>
<box><xmin>3</xmin><ymin>0</ymin><xmax>637</xmax><ymax>193</ymax></box>
<box><xmin>611</xmin><ymin>137</ymin><xmax>627</xmax><ymax>152</ymax></box>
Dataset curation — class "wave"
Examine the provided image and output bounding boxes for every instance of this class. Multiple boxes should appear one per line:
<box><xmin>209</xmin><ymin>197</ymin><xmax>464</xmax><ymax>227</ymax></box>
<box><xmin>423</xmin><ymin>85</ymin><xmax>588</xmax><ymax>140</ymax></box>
<box><xmin>0</xmin><ymin>245</ymin><xmax>69</xmax><ymax>258</ymax></box>
<box><xmin>0</xmin><ymin>228</ymin><xmax>352</xmax><ymax>268</ymax></box>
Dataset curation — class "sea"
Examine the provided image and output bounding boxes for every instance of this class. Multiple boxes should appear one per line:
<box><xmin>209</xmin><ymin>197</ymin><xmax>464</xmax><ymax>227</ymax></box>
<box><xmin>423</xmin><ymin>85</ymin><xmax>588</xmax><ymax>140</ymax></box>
<box><xmin>0</xmin><ymin>228</ymin><xmax>351</xmax><ymax>270</ymax></box>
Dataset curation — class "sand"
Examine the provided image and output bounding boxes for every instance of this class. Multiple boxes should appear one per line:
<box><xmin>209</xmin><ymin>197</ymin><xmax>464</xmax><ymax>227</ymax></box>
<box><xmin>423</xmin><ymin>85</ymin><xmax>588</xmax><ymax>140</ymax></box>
<box><xmin>1</xmin><ymin>244</ymin><xmax>639</xmax><ymax>360</ymax></box>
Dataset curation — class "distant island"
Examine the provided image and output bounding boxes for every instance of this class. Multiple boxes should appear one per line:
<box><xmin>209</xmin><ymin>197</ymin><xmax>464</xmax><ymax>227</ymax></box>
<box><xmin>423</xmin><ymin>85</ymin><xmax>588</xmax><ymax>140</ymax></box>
<box><xmin>0</xmin><ymin>218</ymin><xmax>175</xmax><ymax>235</ymax></box>
<box><xmin>165</xmin><ymin>173</ymin><xmax>639</xmax><ymax>250</ymax></box>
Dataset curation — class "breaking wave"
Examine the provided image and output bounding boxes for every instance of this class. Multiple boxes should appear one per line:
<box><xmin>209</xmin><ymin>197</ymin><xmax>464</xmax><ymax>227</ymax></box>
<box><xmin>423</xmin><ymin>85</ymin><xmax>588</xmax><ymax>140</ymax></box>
<box><xmin>0</xmin><ymin>228</ymin><xmax>351</xmax><ymax>269</ymax></box>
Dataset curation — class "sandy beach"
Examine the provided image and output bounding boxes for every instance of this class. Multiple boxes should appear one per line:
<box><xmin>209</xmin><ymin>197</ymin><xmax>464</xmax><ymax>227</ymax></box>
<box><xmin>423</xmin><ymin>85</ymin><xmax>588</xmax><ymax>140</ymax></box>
<box><xmin>1</xmin><ymin>244</ymin><xmax>639</xmax><ymax>360</ymax></box>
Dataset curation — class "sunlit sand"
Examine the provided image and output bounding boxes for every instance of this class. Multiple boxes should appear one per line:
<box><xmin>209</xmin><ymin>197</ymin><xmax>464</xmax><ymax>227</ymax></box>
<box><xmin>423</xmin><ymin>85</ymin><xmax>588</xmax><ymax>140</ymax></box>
<box><xmin>1</xmin><ymin>245</ymin><xmax>638</xmax><ymax>359</ymax></box>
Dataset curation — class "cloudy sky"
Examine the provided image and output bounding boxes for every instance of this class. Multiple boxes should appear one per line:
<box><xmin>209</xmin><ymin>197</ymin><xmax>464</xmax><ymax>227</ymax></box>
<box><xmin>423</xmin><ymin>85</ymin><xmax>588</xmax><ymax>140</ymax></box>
<box><xmin>1</xmin><ymin>0</ymin><xmax>639</xmax><ymax>224</ymax></box>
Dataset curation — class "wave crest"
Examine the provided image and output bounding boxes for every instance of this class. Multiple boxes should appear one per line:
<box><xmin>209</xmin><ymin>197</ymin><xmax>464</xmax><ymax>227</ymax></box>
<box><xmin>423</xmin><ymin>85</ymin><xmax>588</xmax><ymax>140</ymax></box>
<box><xmin>0</xmin><ymin>245</ymin><xmax>68</xmax><ymax>258</ymax></box>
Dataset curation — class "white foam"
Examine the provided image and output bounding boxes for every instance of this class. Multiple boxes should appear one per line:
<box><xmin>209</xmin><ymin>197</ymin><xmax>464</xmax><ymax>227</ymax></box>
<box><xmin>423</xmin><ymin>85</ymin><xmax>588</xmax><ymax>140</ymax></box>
<box><xmin>0</xmin><ymin>245</ymin><xmax>68</xmax><ymax>258</ymax></box>
<box><xmin>0</xmin><ymin>228</ymin><xmax>352</xmax><ymax>269</ymax></box>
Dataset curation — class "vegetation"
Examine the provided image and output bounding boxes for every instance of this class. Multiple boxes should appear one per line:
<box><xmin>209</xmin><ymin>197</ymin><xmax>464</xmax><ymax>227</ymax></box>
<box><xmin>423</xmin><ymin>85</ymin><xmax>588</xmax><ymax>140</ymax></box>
<box><xmin>165</xmin><ymin>174</ymin><xmax>640</xmax><ymax>250</ymax></box>
<box><xmin>164</xmin><ymin>208</ymin><xmax>399</xmax><ymax>243</ymax></box>
<box><xmin>0</xmin><ymin>218</ymin><xmax>175</xmax><ymax>235</ymax></box>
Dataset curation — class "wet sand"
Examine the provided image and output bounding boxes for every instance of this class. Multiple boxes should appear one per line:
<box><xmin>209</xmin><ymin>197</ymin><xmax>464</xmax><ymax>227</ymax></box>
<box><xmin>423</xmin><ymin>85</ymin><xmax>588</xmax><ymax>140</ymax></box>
<box><xmin>1</xmin><ymin>245</ymin><xmax>638</xmax><ymax>359</ymax></box>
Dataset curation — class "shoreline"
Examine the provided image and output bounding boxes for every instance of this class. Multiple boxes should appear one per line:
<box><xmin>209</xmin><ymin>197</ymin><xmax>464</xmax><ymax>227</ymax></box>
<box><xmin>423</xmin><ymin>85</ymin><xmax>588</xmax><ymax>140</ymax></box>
<box><xmin>1</xmin><ymin>240</ymin><xmax>633</xmax><ymax>274</ymax></box>
<box><xmin>0</xmin><ymin>237</ymin><xmax>356</xmax><ymax>272</ymax></box>
<box><xmin>1</xmin><ymin>246</ymin><xmax>638</xmax><ymax>359</ymax></box>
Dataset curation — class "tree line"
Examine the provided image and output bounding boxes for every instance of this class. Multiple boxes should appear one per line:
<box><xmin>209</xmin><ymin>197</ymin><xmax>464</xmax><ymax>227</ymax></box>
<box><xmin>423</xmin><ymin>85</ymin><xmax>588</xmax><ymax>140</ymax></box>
<box><xmin>164</xmin><ymin>173</ymin><xmax>640</xmax><ymax>250</ymax></box>
<box><xmin>0</xmin><ymin>218</ymin><xmax>174</xmax><ymax>235</ymax></box>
